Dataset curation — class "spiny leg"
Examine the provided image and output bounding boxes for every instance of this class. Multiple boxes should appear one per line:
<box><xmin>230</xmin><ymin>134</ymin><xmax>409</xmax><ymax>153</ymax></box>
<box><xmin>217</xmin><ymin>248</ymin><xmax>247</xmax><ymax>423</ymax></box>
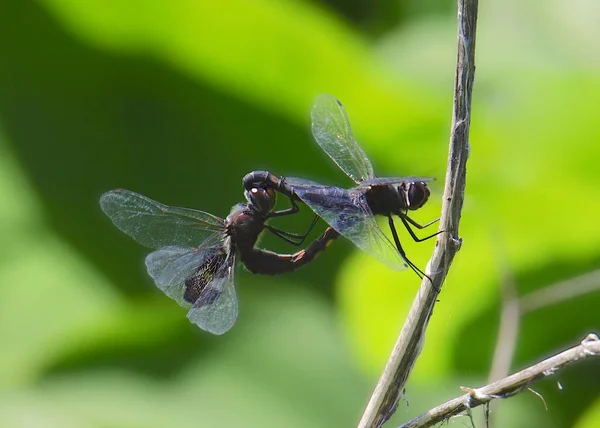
<box><xmin>388</xmin><ymin>215</ymin><xmax>437</xmax><ymax>288</ymax></box>
<box><xmin>399</xmin><ymin>214</ymin><xmax>444</xmax><ymax>243</ymax></box>
<box><xmin>403</xmin><ymin>214</ymin><xmax>440</xmax><ymax>230</ymax></box>
<box><xmin>265</xmin><ymin>214</ymin><xmax>319</xmax><ymax>246</ymax></box>
<box><xmin>268</xmin><ymin>196</ymin><xmax>300</xmax><ymax>218</ymax></box>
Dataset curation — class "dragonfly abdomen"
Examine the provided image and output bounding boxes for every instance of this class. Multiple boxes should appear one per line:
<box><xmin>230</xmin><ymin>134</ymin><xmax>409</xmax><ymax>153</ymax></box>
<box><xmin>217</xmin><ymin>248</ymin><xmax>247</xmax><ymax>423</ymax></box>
<box><xmin>241</xmin><ymin>227</ymin><xmax>339</xmax><ymax>275</ymax></box>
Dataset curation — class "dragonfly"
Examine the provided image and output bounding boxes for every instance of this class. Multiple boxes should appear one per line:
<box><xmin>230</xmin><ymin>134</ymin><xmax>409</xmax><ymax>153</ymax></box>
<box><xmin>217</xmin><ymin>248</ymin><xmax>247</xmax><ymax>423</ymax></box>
<box><xmin>100</xmin><ymin>185</ymin><xmax>339</xmax><ymax>335</ymax></box>
<box><xmin>243</xmin><ymin>94</ymin><xmax>440</xmax><ymax>278</ymax></box>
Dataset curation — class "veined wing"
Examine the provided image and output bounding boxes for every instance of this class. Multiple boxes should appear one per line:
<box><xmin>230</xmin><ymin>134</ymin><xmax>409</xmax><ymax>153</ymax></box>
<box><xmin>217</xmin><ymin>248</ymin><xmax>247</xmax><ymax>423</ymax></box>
<box><xmin>311</xmin><ymin>94</ymin><xmax>375</xmax><ymax>184</ymax></box>
<box><xmin>100</xmin><ymin>189</ymin><xmax>226</xmax><ymax>249</ymax></box>
<box><xmin>187</xmin><ymin>254</ymin><xmax>237</xmax><ymax>335</ymax></box>
<box><xmin>145</xmin><ymin>246</ymin><xmax>238</xmax><ymax>335</ymax></box>
<box><xmin>145</xmin><ymin>245</ymin><xmax>214</xmax><ymax>307</ymax></box>
<box><xmin>285</xmin><ymin>178</ymin><xmax>407</xmax><ymax>271</ymax></box>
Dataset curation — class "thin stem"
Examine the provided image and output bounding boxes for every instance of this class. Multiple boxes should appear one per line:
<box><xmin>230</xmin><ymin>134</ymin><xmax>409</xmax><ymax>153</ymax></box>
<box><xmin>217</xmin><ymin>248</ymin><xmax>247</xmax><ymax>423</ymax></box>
<box><xmin>398</xmin><ymin>334</ymin><xmax>600</xmax><ymax>428</ymax></box>
<box><xmin>357</xmin><ymin>0</ymin><xmax>478</xmax><ymax>426</ymax></box>
<box><xmin>520</xmin><ymin>267</ymin><xmax>600</xmax><ymax>314</ymax></box>
<box><xmin>488</xmin><ymin>265</ymin><xmax>600</xmax><ymax>385</ymax></box>
<box><xmin>488</xmin><ymin>246</ymin><xmax>520</xmax><ymax>384</ymax></box>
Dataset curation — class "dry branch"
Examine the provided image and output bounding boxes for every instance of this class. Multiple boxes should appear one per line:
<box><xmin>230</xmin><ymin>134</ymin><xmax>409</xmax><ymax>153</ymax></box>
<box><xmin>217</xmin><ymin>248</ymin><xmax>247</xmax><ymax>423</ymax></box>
<box><xmin>356</xmin><ymin>0</ymin><xmax>478</xmax><ymax>426</ymax></box>
<box><xmin>398</xmin><ymin>334</ymin><xmax>600</xmax><ymax>428</ymax></box>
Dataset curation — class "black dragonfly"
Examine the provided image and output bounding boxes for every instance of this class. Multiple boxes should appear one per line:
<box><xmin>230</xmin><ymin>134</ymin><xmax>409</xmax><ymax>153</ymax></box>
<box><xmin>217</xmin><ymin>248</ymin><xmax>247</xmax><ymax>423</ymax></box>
<box><xmin>100</xmin><ymin>185</ymin><xmax>339</xmax><ymax>335</ymax></box>
<box><xmin>243</xmin><ymin>94</ymin><xmax>440</xmax><ymax>278</ymax></box>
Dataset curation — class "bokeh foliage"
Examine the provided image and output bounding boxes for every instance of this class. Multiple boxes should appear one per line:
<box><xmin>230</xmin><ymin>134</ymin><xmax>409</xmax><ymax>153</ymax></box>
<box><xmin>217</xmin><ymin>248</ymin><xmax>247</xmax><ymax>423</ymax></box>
<box><xmin>1</xmin><ymin>0</ymin><xmax>599</xmax><ymax>427</ymax></box>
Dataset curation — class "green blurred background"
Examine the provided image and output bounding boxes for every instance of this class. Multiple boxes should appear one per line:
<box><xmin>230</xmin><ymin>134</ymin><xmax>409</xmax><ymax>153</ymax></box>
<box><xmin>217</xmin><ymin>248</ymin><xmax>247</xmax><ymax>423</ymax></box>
<box><xmin>1</xmin><ymin>0</ymin><xmax>599</xmax><ymax>427</ymax></box>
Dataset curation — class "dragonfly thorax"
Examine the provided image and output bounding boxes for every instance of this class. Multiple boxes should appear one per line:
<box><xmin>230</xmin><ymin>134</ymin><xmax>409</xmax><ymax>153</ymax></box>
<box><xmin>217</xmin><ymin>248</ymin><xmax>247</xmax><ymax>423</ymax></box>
<box><xmin>226</xmin><ymin>205</ymin><xmax>266</xmax><ymax>253</ymax></box>
<box><xmin>365</xmin><ymin>182</ymin><xmax>430</xmax><ymax>216</ymax></box>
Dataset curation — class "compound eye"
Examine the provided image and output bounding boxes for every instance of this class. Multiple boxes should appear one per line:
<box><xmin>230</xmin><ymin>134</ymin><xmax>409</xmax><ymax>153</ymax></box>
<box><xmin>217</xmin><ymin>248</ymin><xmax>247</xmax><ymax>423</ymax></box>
<box><xmin>249</xmin><ymin>187</ymin><xmax>276</xmax><ymax>212</ymax></box>
<box><xmin>407</xmin><ymin>182</ymin><xmax>430</xmax><ymax>210</ymax></box>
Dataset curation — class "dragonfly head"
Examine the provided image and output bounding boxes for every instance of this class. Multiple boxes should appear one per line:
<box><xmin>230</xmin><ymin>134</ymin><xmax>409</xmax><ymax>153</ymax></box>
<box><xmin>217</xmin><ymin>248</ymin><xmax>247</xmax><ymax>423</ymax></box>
<box><xmin>245</xmin><ymin>186</ymin><xmax>277</xmax><ymax>213</ymax></box>
<box><xmin>404</xmin><ymin>181</ymin><xmax>430</xmax><ymax>211</ymax></box>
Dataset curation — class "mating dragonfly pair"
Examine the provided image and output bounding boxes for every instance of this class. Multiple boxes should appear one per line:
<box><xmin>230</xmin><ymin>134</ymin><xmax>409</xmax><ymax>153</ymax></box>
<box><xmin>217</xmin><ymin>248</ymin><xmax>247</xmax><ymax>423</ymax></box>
<box><xmin>100</xmin><ymin>95</ymin><xmax>440</xmax><ymax>334</ymax></box>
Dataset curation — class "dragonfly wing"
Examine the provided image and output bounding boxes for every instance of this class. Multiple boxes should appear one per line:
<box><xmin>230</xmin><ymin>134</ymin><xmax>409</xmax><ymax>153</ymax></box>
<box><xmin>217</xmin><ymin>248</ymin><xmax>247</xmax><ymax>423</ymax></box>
<box><xmin>360</xmin><ymin>176</ymin><xmax>435</xmax><ymax>186</ymax></box>
<box><xmin>187</xmin><ymin>255</ymin><xmax>238</xmax><ymax>335</ymax></box>
<box><xmin>311</xmin><ymin>94</ymin><xmax>375</xmax><ymax>184</ymax></box>
<box><xmin>145</xmin><ymin>245</ymin><xmax>219</xmax><ymax>307</ymax></box>
<box><xmin>100</xmin><ymin>189</ymin><xmax>226</xmax><ymax>249</ymax></box>
<box><xmin>146</xmin><ymin>245</ymin><xmax>237</xmax><ymax>334</ymax></box>
<box><xmin>349</xmin><ymin>191</ymin><xmax>409</xmax><ymax>271</ymax></box>
<box><xmin>285</xmin><ymin>179</ymin><xmax>406</xmax><ymax>271</ymax></box>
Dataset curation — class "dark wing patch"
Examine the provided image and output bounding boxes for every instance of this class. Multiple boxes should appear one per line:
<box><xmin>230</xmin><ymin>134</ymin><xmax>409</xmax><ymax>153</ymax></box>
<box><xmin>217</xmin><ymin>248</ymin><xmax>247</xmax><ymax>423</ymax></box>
<box><xmin>183</xmin><ymin>253</ymin><xmax>228</xmax><ymax>304</ymax></box>
<box><xmin>186</xmin><ymin>254</ymin><xmax>238</xmax><ymax>335</ymax></box>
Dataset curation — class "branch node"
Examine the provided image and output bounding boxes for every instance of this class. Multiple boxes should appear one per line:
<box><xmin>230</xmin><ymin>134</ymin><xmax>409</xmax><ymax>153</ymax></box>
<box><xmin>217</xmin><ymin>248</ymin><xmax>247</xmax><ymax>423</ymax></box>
<box><xmin>461</xmin><ymin>386</ymin><xmax>493</xmax><ymax>402</ymax></box>
<box><xmin>452</xmin><ymin>237</ymin><xmax>463</xmax><ymax>251</ymax></box>
<box><xmin>582</xmin><ymin>333</ymin><xmax>599</xmax><ymax>346</ymax></box>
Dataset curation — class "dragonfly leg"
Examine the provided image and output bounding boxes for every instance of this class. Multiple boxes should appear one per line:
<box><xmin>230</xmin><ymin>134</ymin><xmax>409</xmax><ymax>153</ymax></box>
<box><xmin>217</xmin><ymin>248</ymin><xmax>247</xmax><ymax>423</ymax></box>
<box><xmin>289</xmin><ymin>227</ymin><xmax>340</xmax><ymax>265</ymax></box>
<box><xmin>403</xmin><ymin>214</ymin><xmax>440</xmax><ymax>230</ymax></box>
<box><xmin>388</xmin><ymin>215</ymin><xmax>435</xmax><ymax>286</ymax></box>
<box><xmin>399</xmin><ymin>214</ymin><xmax>444</xmax><ymax>243</ymax></box>
<box><xmin>265</xmin><ymin>214</ymin><xmax>319</xmax><ymax>246</ymax></box>
<box><xmin>268</xmin><ymin>196</ymin><xmax>300</xmax><ymax>218</ymax></box>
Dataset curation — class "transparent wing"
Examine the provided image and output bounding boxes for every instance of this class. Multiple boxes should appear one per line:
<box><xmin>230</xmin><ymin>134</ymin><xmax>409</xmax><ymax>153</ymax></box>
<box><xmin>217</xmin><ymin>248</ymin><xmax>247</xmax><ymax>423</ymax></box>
<box><xmin>145</xmin><ymin>245</ymin><xmax>216</xmax><ymax>307</ymax></box>
<box><xmin>100</xmin><ymin>189</ymin><xmax>226</xmax><ymax>249</ymax></box>
<box><xmin>285</xmin><ymin>178</ymin><xmax>407</xmax><ymax>271</ymax></box>
<box><xmin>311</xmin><ymin>94</ymin><xmax>375</xmax><ymax>184</ymax></box>
<box><xmin>187</xmin><ymin>255</ymin><xmax>237</xmax><ymax>335</ymax></box>
<box><xmin>145</xmin><ymin>246</ymin><xmax>238</xmax><ymax>335</ymax></box>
